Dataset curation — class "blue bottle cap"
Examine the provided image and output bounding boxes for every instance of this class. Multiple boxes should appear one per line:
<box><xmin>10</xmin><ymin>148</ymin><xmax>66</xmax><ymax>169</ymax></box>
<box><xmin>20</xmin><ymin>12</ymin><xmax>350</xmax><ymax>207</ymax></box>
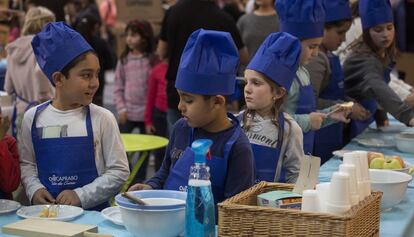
<box><xmin>191</xmin><ymin>139</ymin><xmax>213</xmax><ymax>164</ymax></box>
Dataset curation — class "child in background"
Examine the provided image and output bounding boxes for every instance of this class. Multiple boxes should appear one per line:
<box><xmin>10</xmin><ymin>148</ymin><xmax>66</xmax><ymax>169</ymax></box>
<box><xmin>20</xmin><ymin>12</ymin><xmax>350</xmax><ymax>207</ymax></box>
<box><xmin>144</xmin><ymin>56</ymin><xmax>168</xmax><ymax>172</ymax></box>
<box><xmin>129</xmin><ymin>29</ymin><xmax>255</xmax><ymax>205</ymax></box>
<box><xmin>19</xmin><ymin>22</ymin><xmax>129</xmax><ymax>210</ymax></box>
<box><xmin>343</xmin><ymin>0</ymin><xmax>414</xmax><ymax>138</ymax></box>
<box><xmin>4</xmin><ymin>6</ymin><xmax>55</xmax><ymax>137</ymax></box>
<box><xmin>0</xmin><ymin>109</ymin><xmax>20</xmax><ymax>199</ymax></box>
<box><xmin>241</xmin><ymin>32</ymin><xmax>304</xmax><ymax>183</ymax></box>
<box><xmin>275</xmin><ymin>0</ymin><xmax>351</xmax><ymax>155</ymax></box>
<box><xmin>305</xmin><ymin>0</ymin><xmax>370</xmax><ymax>163</ymax></box>
<box><xmin>113</xmin><ymin>19</ymin><xmax>155</xmax><ymax>182</ymax></box>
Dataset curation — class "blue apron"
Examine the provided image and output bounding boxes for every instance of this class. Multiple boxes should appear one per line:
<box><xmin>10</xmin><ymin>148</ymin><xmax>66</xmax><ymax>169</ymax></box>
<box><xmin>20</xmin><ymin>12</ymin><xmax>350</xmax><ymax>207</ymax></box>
<box><xmin>295</xmin><ymin>76</ymin><xmax>317</xmax><ymax>155</ymax></box>
<box><xmin>349</xmin><ymin>64</ymin><xmax>394</xmax><ymax>139</ymax></box>
<box><xmin>251</xmin><ymin>112</ymin><xmax>285</xmax><ymax>183</ymax></box>
<box><xmin>163</xmin><ymin>113</ymin><xmax>241</xmax><ymax>204</ymax></box>
<box><xmin>313</xmin><ymin>54</ymin><xmax>345</xmax><ymax>164</ymax></box>
<box><xmin>11</xmin><ymin>94</ymin><xmax>38</xmax><ymax>137</ymax></box>
<box><xmin>31</xmin><ymin>101</ymin><xmax>108</xmax><ymax>211</ymax></box>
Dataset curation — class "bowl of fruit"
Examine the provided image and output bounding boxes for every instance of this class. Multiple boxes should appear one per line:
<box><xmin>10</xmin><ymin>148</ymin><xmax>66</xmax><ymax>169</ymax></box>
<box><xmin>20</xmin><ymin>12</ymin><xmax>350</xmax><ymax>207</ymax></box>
<box><xmin>368</xmin><ymin>152</ymin><xmax>411</xmax><ymax>173</ymax></box>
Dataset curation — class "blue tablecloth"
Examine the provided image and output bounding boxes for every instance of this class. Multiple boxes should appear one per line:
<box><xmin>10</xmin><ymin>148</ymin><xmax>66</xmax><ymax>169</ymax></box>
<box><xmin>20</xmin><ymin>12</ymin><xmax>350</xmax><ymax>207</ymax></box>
<box><xmin>0</xmin><ymin>210</ymin><xmax>133</xmax><ymax>236</ymax></box>
<box><xmin>320</xmin><ymin>118</ymin><xmax>414</xmax><ymax>237</ymax></box>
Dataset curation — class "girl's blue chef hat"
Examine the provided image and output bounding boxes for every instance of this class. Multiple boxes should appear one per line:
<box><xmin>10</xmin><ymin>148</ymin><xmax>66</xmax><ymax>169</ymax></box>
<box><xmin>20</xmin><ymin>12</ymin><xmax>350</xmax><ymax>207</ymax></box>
<box><xmin>275</xmin><ymin>0</ymin><xmax>325</xmax><ymax>39</ymax></box>
<box><xmin>247</xmin><ymin>32</ymin><xmax>301</xmax><ymax>91</ymax></box>
<box><xmin>175</xmin><ymin>28</ymin><xmax>239</xmax><ymax>96</ymax></box>
<box><xmin>359</xmin><ymin>0</ymin><xmax>393</xmax><ymax>30</ymax></box>
<box><xmin>325</xmin><ymin>0</ymin><xmax>352</xmax><ymax>22</ymax></box>
<box><xmin>32</xmin><ymin>22</ymin><xmax>93</xmax><ymax>86</ymax></box>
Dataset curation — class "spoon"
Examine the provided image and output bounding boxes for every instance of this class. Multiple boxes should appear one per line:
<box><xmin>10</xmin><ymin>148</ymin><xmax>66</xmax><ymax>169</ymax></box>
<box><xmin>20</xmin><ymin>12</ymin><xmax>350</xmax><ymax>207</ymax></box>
<box><xmin>121</xmin><ymin>192</ymin><xmax>148</xmax><ymax>205</ymax></box>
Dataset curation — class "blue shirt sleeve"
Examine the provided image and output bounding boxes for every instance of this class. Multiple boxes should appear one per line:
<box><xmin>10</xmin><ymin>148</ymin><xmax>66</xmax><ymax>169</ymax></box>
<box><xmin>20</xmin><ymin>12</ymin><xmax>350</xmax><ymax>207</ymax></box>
<box><xmin>224</xmin><ymin>133</ymin><xmax>255</xmax><ymax>198</ymax></box>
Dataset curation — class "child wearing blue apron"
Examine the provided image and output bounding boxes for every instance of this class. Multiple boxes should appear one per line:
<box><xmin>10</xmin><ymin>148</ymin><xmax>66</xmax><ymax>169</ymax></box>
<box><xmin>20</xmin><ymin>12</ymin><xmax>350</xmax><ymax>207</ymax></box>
<box><xmin>306</xmin><ymin>0</ymin><xmax>371</xmax><ymax>164</ymax></box>
<box><xmin>240</xmin><ymin>32</ymin><xmax>304</xmax><ymax>184</ymax></box>
<box><xmin>129</xmin><ymin>29</ymin><xmax>255</xmax><ymax>205</ymax></box>
<box><xmin>275</xmin><ymin>0</ymin><xmax>351</xmax><ymax>155</ymax></box>
<box><xmin>344</xmin><ymin>0</ymin><xmax>414</xmax><ymax>137</ymax></box>
<box><xmin>19</xmin><ymin>22</ymin><xmax>130</xmax><ymax>210</ymax></box>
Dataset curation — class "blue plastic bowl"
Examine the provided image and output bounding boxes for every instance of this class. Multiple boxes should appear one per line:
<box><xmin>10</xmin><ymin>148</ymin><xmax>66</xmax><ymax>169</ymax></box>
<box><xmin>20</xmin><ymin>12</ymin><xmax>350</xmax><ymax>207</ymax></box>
<box><xmin>115</xmin><ymin>190</ymin><xmax>187</xmax><ymax>210</ymax></box>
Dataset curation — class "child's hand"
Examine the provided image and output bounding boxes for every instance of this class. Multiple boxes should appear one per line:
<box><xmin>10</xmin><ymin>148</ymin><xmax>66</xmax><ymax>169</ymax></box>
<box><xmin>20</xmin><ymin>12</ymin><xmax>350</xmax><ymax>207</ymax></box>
<box><xmin>32</xmin><ymin>188</ymin><xmax>56</xmax><ymax>205</ymax></box>
<box><xmin>118</xmin><ymin>111</ymin><xmax>128</xmax><ymax>125</ymax></box>
<box><xmin>309</xmin><ymin>112</ymin><xmax>326</xmax><ymax>130</ymax></box>
<box><xmin>0</xmin><ymin>116</ymin><xmax>10</xmax><ymax>140</ymax></box>
<box><xmin>328</xmin><ymin>104</ymin><xmax>351</xmax><ymax>123</ymax></box>
<box><xmin>128</xmin><ymin>183</ymin><xmax>152</xmax><ymax>192</ymax></box>
<box><xmin>350</xmin><ymin>103</ymin><xmax>371</xmax><ymax>120</ymax></box>
<box><xmin>145</xmin><ymin>125</ymin><xmax>156</xmax><ymax>134</ymax></box>
<box><xmin>56</xmin><ymin>190</ymin><xmax>81</xmax><ymax>206</ymax></box>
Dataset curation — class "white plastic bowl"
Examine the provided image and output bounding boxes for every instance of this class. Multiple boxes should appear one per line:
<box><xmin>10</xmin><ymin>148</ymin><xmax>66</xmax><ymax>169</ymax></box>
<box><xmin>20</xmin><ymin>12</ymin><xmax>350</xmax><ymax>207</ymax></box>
<box><xmin>395</xmin><ymin>133</ymin><xmax>414</xmax><ymax>153</ymax></box>
<box><xmin>115</xmin><ymin>190</ymin><xmax>186</xmax><ymax>237</ymax></box>
<box><xmin>369</xmin><ymin>169</ymin><xmax>413</xmax><ymax>210</ymax></box>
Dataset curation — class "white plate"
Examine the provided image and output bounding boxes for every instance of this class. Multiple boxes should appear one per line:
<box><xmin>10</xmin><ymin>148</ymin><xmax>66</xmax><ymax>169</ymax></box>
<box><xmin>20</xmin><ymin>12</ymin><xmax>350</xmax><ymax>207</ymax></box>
<box><xmin>332</xmin><ymin>150</ymin><xmax>353</xmax><ymax>158</ymax></box>
<box><xmin>0</xmin><ymin>199</ymin><xmax>21</xmax><ymax>214</ymax></box>
<box><xmin>16</xmin><ymin>205</ymin><xmax>83</xmax><ymax>221</ymax></box>
<box><xmin>101</xmin><ymin>206</ymin><xmax>123</xmax><ymax>226</ymax></box>
<box><xmin>355</xmin><ymin>138</ymin><xmax>395</xmax><ymax>148</ymax></box>
<box><xmin>369</xmin><ymin>123</ymin><xmax>407</xmax><ymax>133</ymax></box>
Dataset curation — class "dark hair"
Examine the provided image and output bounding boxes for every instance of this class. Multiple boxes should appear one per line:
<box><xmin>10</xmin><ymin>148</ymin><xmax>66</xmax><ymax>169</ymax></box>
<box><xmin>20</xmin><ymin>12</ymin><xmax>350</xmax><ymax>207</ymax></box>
<box><xmin>120</xmin><ymin>19</ymin><xmax>154</xmax><ymax>64</ymax></box>
<box><xmin>61</xmin><ymin>50</ymin><xmax>97</xmax><ymax>78</ymax></box>
<box><xmin>324</xmin><ymin>19</ymin><xmax>352</xmax><ymax>30</ymax></box>
<box><xmin>254</xmin><ymin>0</ymin><xmax>276</xmax><ymax>10</ymax></box>
<box><xmin>73</xmin><ymin>13</ymin><xmax>99</xmax><ymax>43</ymax></box>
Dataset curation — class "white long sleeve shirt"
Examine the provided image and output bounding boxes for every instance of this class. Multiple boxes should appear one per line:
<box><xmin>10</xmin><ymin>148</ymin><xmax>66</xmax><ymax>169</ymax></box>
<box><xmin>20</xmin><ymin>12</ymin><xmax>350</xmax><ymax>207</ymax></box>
<box><xmin>19</xmin><ymin>102</ymin><xmax>130</xmax><ymax>209</ymax></box>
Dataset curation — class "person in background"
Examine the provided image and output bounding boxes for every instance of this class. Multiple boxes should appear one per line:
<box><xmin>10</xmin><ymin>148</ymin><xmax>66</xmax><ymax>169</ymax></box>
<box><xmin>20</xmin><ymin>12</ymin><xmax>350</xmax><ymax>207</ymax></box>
<box><xmin>4</xmin><ymin>6</ymin><xmax>55</xmax><ymax>137</ymax></box>
<box><xmin>144</xmin><ymin>55</ymin><xmax>168</xmax><ymax>172</ymax></box>
<box><xmin>25</xmin><ymin>0</ymin><xmax>67</xmax><ymax>22</ymax></box>
<box><xmin>305</xmin><ymin>0</ymin><xmax>370</xmax><ymax>164</ymax></box>
<box><xmin>222</xmin><ymin>0</ymin><xmax>245</xmax><ymax>22</ymax></box>
<box><xmin>113</xmin><ymin>19</ymin><xmax>156</xmax><ymax>182</ymax></box>
<box><xmin>241</xmin><ymin>32</ymin><xmax>304</xmax><ymax>183</ymax></box>
<box><xmin>237</xmin><ymin>0</ymin><xmax>278</xmax><ymax>61</ymax></box>
<box><xmin>74</xmin><ymin>13</ymin><xmax>116</xmax><ymax>106</ymax></box>
<box><xmin>19</xmin><ymin>22</ymin><xmax>129</xmax><ymax>210</ymax></box>
<box><xmin>344</xmin><ymin>0</ymin><xmax>414</xmax><ymax>139</ymax></box>
<box><xmin>0</xmin><ymin>109</ymin><xmax>20</xmax><ymax>200</ymax></box>
<box><xmin>129</xmin><ymin>29</ymin><xmax>254</xmax><ymax>206</ymax></box>
<box><xmin>275</xmin><ymin>0</ymin><xmax>351</xmax><ymax>155</ymax></box>
<box><xmin>157</xmin><ymin>0</ymin><xmax>249</xmax><ymax>135</ymax></box>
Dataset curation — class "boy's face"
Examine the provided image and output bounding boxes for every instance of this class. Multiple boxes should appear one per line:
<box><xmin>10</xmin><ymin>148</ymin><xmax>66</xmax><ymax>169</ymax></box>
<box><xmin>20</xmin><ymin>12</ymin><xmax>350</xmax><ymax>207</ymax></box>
<box><xmin>323</xmin><ymin>21</ymin><xmax>352</xmax><ymax>51</ymax></box>
<box><xmin>59</xmin><ymin>53</ymin><xmax>100</xmax><ymax>108</ymax></box>
<box><xmin>300</xmin><ymin>37</ymin><xmax>323</xmax><ymax>65</ymax></box>
<box><xmin>177</xmin><ymin>90</ymin><xmax>218</xmax><ymax>129</ymax></box>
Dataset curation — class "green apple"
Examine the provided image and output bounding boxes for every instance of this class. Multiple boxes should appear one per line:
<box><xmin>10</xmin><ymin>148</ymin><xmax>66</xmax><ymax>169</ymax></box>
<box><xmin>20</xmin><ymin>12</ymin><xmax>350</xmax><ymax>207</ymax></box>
<box><xmin>370</xmin><ymin>157</ymin><xmax>385</xmax><ymax>169</ymax></box>
<box><xmin>383</xmin><ymin>158</ymin><xmax>403</xmax><ymax>170</ymax></box>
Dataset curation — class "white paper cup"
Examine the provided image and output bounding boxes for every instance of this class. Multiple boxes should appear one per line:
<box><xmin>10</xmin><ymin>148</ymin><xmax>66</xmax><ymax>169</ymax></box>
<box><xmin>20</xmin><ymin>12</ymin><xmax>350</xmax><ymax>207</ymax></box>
<box><xmin>326</xmin><ymin>172</ymin><xmax>351</xmax><ymax>215</ymax></box>
<box><xmin>301</xmin><ymin>189</ymin><xmax>319</xmax><ymax>212</ymax></box>
<box><xmin>343</xmin><ymin>152</ymin><xmax>362</xmax><ymax>182</ymax></box>
<box><xmin>316</xmin><ymin>182</ymin><xmax>330</xmax><ymax>213</ymax></box>
<box><xmin>339</xmin><ymin>164</ymin><xmax>360</xmax><ymax>206</ymax></box>
<box><xmin>354</xmin><ymin>151</ymin><xmax>370</xmax><ymax>181</ymax></box>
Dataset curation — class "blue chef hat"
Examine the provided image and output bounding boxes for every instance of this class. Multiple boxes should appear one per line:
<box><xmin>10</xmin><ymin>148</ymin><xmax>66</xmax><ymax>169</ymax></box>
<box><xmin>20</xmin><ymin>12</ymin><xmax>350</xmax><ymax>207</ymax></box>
<box><xmin>275</xmin><ymin>0</ymin><xmax>325</xmax><ymax>39</ymax></box>
<box><xmin>175</xmin><ymin>29</ymin><xmax>239</xmax><ymax>95</ymax></box>
<box><xmin>247</xmin><ymin>32</ymin><xmax>301</xmax><ymax>91</ymax></box>
<box><xmin>32</xmin><ymin>22</ymin><xmax>93</xmax><ymax>86</ymax></box>
<box><xmin>325</xmin><ymin>0</ymin><xmax>352</xmax><ymax>22</ymax></box>
<box><xmin>359</xmin><ymin>0</ymin><xmax>393</xmax><ymax>30</ymax></box>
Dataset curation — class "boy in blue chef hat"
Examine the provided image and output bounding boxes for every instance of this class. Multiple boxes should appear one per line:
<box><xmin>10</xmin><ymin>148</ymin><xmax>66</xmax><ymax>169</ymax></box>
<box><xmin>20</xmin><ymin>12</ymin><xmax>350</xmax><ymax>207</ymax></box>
<box><xmin>129</xmin><ymin>29</ymin><xmax>255</xmax><ymax>204</ymax></box>
<box><xmin>275</xmin><ymin>0</ymin><xmax>351</xmax><ymax>156</ymax></box>
<box><xmin>19</xmin><ymin>22</ymin><xmax>129</xmax><ymax>210</ymax></box>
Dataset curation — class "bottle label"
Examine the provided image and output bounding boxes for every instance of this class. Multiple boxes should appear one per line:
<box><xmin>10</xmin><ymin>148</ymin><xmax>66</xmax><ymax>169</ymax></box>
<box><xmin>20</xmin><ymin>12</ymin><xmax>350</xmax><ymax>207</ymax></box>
<box><xmin>188</xmin><ymin>179</ymin><xmax>211</xmax><ymax>187</ymax></box>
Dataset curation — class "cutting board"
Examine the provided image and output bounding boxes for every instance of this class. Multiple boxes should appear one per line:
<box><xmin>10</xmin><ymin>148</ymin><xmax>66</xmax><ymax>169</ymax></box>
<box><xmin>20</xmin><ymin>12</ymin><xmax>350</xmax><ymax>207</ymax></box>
<box><xmin>2</xmin><ymin>219</ymin><xmax>112</xmax><ymax>237</ymax></box>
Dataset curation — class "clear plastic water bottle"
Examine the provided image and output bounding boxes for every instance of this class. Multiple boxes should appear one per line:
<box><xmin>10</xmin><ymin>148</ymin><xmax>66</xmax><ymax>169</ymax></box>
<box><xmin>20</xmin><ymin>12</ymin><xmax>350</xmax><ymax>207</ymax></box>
<box><xmin>185</xmin><ymin>139</ymin><xmax>215</xmax><ymax>237</ymax></box>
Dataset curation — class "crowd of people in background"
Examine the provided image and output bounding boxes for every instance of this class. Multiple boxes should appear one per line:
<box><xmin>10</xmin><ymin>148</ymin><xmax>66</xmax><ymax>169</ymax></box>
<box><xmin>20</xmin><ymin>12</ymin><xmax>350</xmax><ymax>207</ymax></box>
<box><xmin>1</xmin><ymin>0</ymin><xmax>414</xmax><ymax>212</ymax></box>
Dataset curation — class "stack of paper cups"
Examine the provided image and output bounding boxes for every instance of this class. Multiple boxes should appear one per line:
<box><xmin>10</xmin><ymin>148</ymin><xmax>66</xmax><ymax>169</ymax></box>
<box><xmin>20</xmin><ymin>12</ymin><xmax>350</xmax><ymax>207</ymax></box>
<box><xmin>315</xmin><ymin>182</ymin><xmax>330</xmax><ymax>213</ymax></box>
<box><xmin>326</xmin><ymin>172</ymin><xmax>351</xmax><ymax>215</ymax></box>
<box><xmin>302</xmin><ymin>189</ymin><xmax>320</xmax><ymax>212</ymax></box>
<box><xmin>354</xmin><ymin>151</ymin><xmax>371</xmax><ymax>198</ymax></box>
<box><xmin>339</xmin><ymin>164</ymin><xmax>359</xmax><ymax>206</ymax></box>
<box><xmin>343</xmin><ymin>151</ymin><xmax>365</xmax><ymax>201</ymax></box>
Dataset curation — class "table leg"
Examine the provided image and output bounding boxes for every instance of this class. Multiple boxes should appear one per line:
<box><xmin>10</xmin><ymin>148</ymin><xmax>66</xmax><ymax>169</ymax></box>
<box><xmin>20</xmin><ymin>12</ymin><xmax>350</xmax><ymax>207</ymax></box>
<box><xmin>119</xmin><ymin>151</ymin><xmax>149</xmax><ymax>194</ymax></box>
